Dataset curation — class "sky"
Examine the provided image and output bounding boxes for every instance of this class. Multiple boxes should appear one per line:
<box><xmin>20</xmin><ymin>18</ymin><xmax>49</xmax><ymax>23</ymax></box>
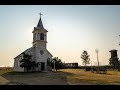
<box><xmin>0</xmin><ymin>5</ymin><xmax>120</xmax><ymax>67</ymax></box>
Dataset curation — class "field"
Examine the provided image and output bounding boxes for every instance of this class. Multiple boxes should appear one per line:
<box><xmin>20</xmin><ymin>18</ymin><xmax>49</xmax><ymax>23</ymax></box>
<box><xmin>59</xmin><ymin>69</ymin><xmax>120</xmax><ymax>85</ymax></box>
<box><xmin>0</xmin><ymin>68</ymin><xmax>120</xmax><ymax>85</ymax></box>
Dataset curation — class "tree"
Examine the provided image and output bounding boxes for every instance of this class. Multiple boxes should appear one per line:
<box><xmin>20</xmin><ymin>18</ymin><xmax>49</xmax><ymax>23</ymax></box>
<box><xmin>51</xmin><ymin>57</ymin><xmax>63</xmax><ymax>71</ymax></box>
<box><xmin>109</xmin><ymin>58</ymin><xmax>112</xmax><ymax>66</ymax></box>
<box><xmin>109</xmin><ymin>57</ymin><xmax>119</xmax><ymax>69</ymax></box>
<box><xmin>30</xmin><ymin>61</ymin><xmax>38</xmax><ymax>71</ymax></box>
<box><xmin>81</xmin><ymin>50</ymin><xmax>90</xmax><ymax>66</ymax></box>
<box><xmin>20</xmin><ymin>52</ymin><xmax>38</xmax><ymax>72</ymax></box>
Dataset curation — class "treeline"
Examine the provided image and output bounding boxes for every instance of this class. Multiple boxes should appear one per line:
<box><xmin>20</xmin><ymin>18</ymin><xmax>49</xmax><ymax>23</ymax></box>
<box><xmin>78</xmin><ymin>65</ymin><xmax>114</xmax><ymax>69</ymax></box>
<box><xmin>0</xmin><ymin>67</ymin><xmax>13</xmax><ymax>70</ymax></box>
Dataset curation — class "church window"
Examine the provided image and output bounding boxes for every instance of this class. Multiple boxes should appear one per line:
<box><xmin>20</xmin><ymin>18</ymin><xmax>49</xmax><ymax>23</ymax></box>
<box><xmin>34</xmin><ymin>33</ymin><xmax>36</xmax><ymax>41</ymax></box>
<box><xmin>40</xmin><ymin>50</ymin><xmax>44</xmax><ymax>55</ymax></box>
<box><xmin>38</xmin><ymin>33</ymin><xmax>40</xmax><ymax>40</ymax></box>
<box><xmin>16</xmin><ymin>59</ymin><xmax>19</xmax><ymax>67</ymax></box>
<box><xmin>47</xmin><ymin>58</ymin><xmax>51</xmax><ymax>66</ymax></box>
<box><xmin>40</xmin><ymin>33</ymin><xmax>44</xmax><ymax>40</ymax></box>
<box><xmin>17</xmin><ymin>60</ymin><xmax>19</xmax><ymax>67</ymax></box>
<box><xmin>15</xmin><ymin>63</ymin><xmax>17</xmax><ymax>67</ymax></box>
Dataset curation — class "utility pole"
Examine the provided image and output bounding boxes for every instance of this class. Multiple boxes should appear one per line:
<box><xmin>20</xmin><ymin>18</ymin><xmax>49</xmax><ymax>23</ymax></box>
<box><xmin>95</xmin><ymin>49</ymin><xmax>99</xmax><ymax>67</ymax></box>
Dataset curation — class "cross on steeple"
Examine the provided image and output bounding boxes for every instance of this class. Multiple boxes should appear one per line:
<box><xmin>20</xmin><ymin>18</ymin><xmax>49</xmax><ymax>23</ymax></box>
<box><xmin>39</xmin><ymin>13</ymin><xmax>42</xmax><ymax>18</ymax></box>
<box><xmin>37</xmin><ymin>13</ymin><xmax>44</xmax><ymax>28</ymax></box>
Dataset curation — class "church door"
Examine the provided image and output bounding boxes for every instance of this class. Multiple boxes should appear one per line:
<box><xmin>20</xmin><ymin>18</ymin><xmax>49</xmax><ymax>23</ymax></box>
<box><xmin>41</xmin><ymin>62</ymin><xmax>45</xmax><ymax>70</ymax></box>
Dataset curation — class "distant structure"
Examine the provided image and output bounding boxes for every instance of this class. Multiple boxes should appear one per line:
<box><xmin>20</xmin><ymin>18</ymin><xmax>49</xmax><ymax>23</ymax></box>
<box><xmin>109</xmin><ymin>49</ymin><xmax>118</xmax><ymax>57</ymax></box>
<box><xmin>109</xmin><ymin>49</ymin><xmax>119</xmax><ymax>68</ymax></box>
<box><xmin>64</xmin><ymin>63</ymin><xmax>78</xmax><ymax>68</ymax></box>
<box><xmin>13</xmin><ymin>13</ymin><xmax>53</xmax><ymax>72</ymax></box>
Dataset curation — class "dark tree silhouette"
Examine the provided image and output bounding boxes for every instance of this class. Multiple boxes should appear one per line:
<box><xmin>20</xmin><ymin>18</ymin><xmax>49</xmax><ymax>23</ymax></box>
<box><xmin>109</xmin><ymin>57</ymin><xmax>119</xmax><ymax>69</ymax></box>
<box><xmin>20</xmin><ymin>52</ymin><xmax>38</xmax><ymax>72</ymax></box>
<box><xmin>81</xmin><ymin>50</ymin><xmax>90</xmax><ymax>66</ymax></box>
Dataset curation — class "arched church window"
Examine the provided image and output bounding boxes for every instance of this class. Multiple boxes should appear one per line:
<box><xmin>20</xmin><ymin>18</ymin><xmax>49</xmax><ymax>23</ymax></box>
<box><xmin>40</xmin><ymin>33</ymin><xmax>44</xmax><ymax>40</ymax></box>
<box><xmin>33</xmin><ymin>33</ymin><xmax>36</xmax><ymax>41</ymax></box>
<box><xmin>38</xmin><ymin>33</ymin><xmax>40</xmax><ymax>40</ymax></box>
<box><xmin>47</xmin><ymin>58</ymin><xmax>51</xmax><ymax>66</ymax></box>
<box><xmin>17</xmin><ymin>60</ymin><xmax>19</xmax><ymax>67</ymax></box>
<box><xmin>40</xmin><ymin>50</ymin><xmax>44</xmax><ymax>55</ymax></box>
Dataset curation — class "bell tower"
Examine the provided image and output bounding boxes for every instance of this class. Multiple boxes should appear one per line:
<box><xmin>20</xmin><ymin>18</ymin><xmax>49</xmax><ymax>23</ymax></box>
<box><xmin>32</xmin><ymin>13</ymin><xmax>49</xmax><ymax>64</ymax></box>
<box><xmin>32</xmin><ymin>13</ymin><xmax>48</xmax><ymax>49</ymax></box>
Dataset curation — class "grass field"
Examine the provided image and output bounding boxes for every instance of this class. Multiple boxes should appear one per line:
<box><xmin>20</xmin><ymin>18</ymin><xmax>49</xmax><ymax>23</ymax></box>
<box><xmin>0</xmin><ymin>68</ymin><xmax>120</xmax><ymax>85</ymax></box>
<box><xmin>58</xmin><ymin>69</ymin><xmax>120</xmax><ymax>85</ymax></box>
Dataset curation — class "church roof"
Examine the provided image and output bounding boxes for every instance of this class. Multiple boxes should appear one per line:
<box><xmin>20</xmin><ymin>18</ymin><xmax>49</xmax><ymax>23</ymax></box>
<box><xmin>24</xmin><ymin>47</ymin><xmax>33</xmax><ymax>54</ymax></box>
<box><xmin>37</xmin><ymin>16</ymin><xmax>44</xmax><ymax>29</ymax></box>
<box><xmin>14</xmin><ymin>47</ymin><xmax>33</xmax><ymax>59</ymax></box>
<box><xmin>14</xmin><ymin>47</ymin><xmax>52</xmax><ymax>59</ymax></box>
<box><xmin>109</xmin><ymin>49</ymin><xmax>118</xmax><ymax>52</ymax></box>
<box><xmin>46</xmin><ymin>49</ymin><xmax>53</xmax><ymax>57</ymax></box>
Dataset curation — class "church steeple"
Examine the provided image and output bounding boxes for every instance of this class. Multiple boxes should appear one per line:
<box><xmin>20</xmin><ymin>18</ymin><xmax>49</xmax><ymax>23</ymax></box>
<box><xmin>37</xmin><ymin>13</ymin><xmax>44</xmax><ymax>28</ymax></box>
<box><xmin>32</xmin><ymin>13</ymin><xmax>48</xmax><ymax>48</ymax></box>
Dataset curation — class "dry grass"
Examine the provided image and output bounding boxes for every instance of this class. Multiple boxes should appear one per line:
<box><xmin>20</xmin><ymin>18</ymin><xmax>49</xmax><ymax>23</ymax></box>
<box><xmin>0</xmin><ymin>68</ymin><xmax>13</xmax><ymax>75</ymax></box>
<box><xmin>59</xmin><ymin>69</ymin><xmax>120</xmax><ymax>85</ymax></box>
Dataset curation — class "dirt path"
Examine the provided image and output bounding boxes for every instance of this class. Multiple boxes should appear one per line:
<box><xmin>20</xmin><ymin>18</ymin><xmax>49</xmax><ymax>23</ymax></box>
<box><xmin>0</xmin><ymin>76</ymin><xmax>9</xmax><ymax>85</ymax></box>
<box><xmin>1</xmin><ymin>71</ymin><xmax>69</xmax><ymax>85</ymax></box>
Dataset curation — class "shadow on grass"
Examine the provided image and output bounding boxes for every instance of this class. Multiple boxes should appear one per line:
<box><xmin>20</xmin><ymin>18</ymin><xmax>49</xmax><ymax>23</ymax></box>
<box><xmin>2</xmin><ymin>71</ymin><xmax>42</xmax><ymax>75</ymax></box>
<box><xmin>1</xmin><ymin>70</ymin><xmax>73</xmax><ymax>85</ymax></box>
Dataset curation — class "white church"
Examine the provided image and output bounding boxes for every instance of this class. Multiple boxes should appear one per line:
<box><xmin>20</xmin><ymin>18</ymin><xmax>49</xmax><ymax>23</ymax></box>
<box><xmin>13</xmin><ymin>14</ymin><xmax>53</xmax><ymax>72</ymax></box>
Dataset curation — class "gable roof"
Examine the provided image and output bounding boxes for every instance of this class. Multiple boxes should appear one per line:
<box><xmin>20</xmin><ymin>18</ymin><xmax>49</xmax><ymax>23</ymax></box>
<box><xmin>14</xmin><ymin>47</ymin><xmax>33</xmax><ymax>59</ymax></box>
<box><xmin>46</xmin><ymin>49</ymin><xmax>53</xmax><ymax>57</ymax></box>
